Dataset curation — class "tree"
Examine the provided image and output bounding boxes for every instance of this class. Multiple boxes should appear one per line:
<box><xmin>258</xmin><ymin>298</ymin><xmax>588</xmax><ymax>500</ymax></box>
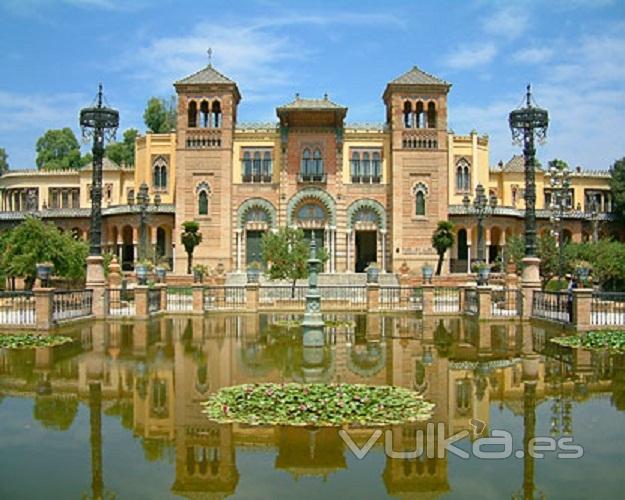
<box><xmin>105</xmin><ymin>128</ymin><xmax>138</xmax><ymax>167</ymax></box>
<box><xmin>143</xmin><ymin>96</ymin><xmax>176</xmax><ymax>133</ymax></box>
<box><xmin>0</xmin><ymin>147</ymin><xmax>8</xmax><ymax>175</ymax></box>
<box><xmin>431</xmin><ymin>220</ymin><xmax>454</xmax><ymax>276</ymax></box>
<box><xmin>0</xmin><ymin>217</ymin><xmax>88</xmax><ymax>288</ymax></box>
<box><xmin>506</xmin><ymin>233</ymin><xmax>565</xmax><ymax>288</ymax></box>
<box><xmin>261</xmin><ymin>227</ymin><xmax>328</xmax><ymax>297</ymax></box>
<box><xmin>610</xmin><ymin>157</ymin><xmax>625</xmax><ymax>226</ymax></box>
<box><xmin>548</xmin><ymin>158</ymin><xmax>570</xmax><ymax>172</ymax></box>
<box><xmin>180</xmin><ymin>221</ymin><xmax>202</xmax><ymax>274</ymax></box>
<box><xmin>35</xmin><ymin>128</ymin><xmax>82</xmax><ymax>170</ymax></box>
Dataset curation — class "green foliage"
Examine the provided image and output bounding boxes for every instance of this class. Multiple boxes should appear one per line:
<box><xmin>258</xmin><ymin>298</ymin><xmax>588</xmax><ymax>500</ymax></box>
<box><xmin>33</xmin><ymin>395</ymin><xmax>78</xmax><ymax>431</ymax></box>
<box><xmin>0</xmin><ymin>217</ymin><xmax>88</xmax><ymax>286</ymax></box>
<box><xmin>0</xmin><ymin>147</ymin><xmax>8</xmax><ymax>175</ymax></box>
<box><xmin>261</xmin><ymin>227</ymin><xmax>327</xmax><ymax>285</ymax></box>
<box><xmin>431</xmin><ymin>220</ymin><xmax>455</xmax><ymax>276</ymax></box>
<box><xmin>566</xmin><ymin>239</ymin><xmax>625</xmax><ymax>290</ymax></box>
<box><xmin>201</xmin><ymin>383</ymin><xmax>435</xmax><ymax>426</ymax></box>
<box><xmin>143</xmin><ymin>96</ymin><xmax>177</xmax><ymax>133</ymax></box>
<box><xmin>0</xmin><ymin>334</ymin><xmax>73</xmax><ymax>349</ymax></box>
<box><xmin>548</xmin><ymin>158</ymin><xmax>570</xmax><ymax>171</ymax></box>
<box><xmin>181</xmin><ymin>221</ymin><xmax>202</xmax><ymax>274</ymax></box>
<box><xmin>105</xmin><ymin>128</ymin><xmax>138</xmax><ymax>167</ymax></box>
<box><xmin>35</xmin><ymin>128</ymin><xmax>82</xmax><ymax>170</ymax></box>
<box><xmin>609</xmin><ymin>157</ymin><xmax>625</xmax><ymax>225</ymax></box>
<box><xmin>506</xmin><ymin>234</ymin><xmax>525</xmax><ymax>273</ymax></box>
<box><xmin>551</xmin><ymin>330</ymin><xmax>625</xmax><ymax>352</ymax></box>
<box><xmin>506</xmin><ymin>233</ymin><xmax>563</xmax><ymax>287</ymax></box>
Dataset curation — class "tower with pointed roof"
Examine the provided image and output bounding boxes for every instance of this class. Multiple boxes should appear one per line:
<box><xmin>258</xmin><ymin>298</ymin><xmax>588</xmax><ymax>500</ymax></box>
<box><xmin>173</xmin><ymin>62</ymin><xmax>241</xmax><ymax>271</ymax></box>
<box><xmin>383</xmin><ymin>66</ymin><xmax>452</xmax><ymax>270</ymax></box>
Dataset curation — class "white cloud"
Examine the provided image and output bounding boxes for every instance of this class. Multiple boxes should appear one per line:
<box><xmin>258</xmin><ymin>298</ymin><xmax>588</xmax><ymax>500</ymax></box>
<box><xmin>482</xmin><ymin>6</ymin><xmax>530</xmax><ymax>40</ymax></box>
<box><xmin>512</xmin><ymin>47</ymin><xmax>554</xmax><ymax>64</ymax></box>
<box><xmin>444</xmin><ymin>43</ymin><xmax>497</xmax><ymax>70</ymax></box>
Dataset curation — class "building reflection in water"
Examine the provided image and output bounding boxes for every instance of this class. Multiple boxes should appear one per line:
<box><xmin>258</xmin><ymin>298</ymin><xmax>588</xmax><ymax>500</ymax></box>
<box><xmin>0</xmin><ymin>315</ymin><xmax>623</xmax><ymax>498</ymax></box>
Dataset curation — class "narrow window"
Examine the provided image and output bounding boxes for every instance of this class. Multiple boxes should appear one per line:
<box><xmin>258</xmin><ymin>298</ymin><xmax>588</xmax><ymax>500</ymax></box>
<box><xmin>351</xmin><ymin>151</ymin><xmax>360</xmax><ymax>181</ymax></box>
<box><xmin>188</xmin><ymin>101</ymin><xmax>197</xmax><ymax>128</ymax></box>
<box><xmin>416</xmin><ymin>101</ymin><xmax>425</xmax><ymax>128</ymax></box>
<box><xmin>403</xmin><ymin>101</ymin><xmax>413</xmax><ymax>128</ymax></box>
<box><xmin>262</xmin><ymin>152</ymin><xmax>272</xmax><ymax>180</ymax></box>
<box><xmin>198</xmin><ymin>191</ymin><xmax>209</xmax><ymax>215</ymax></box>
<box><xmin>456</xmin><ymin>167</ymin><xmax>463</xmax><ymax>191</ymax></box>
<box><xmin>427</xmin><ymin>102</ymin><xmax>436</xmax><ymax>129</ymax></box>
<box><xmin>362</xmin><ymin>152</ymin><xmax>370</xmax><ymax>178</ymax></box>
<box><xmin>416</xmin><ymin>191</ymin><xmax>425</xmax><ymax>216</ymax></box>
<box><xmin>301</xmin><ymin>148</ymin><xmax>311</xmax><ymax>174</ymax></box>
<box><xmin>463</xmin><ymin>167</ymin><xmax>470</xmax><ymax>191</ymax></box>
<box><xmin>200</xmin><ymin>101</ymin><xmax>210</xmax><ymax>128</ymax></box>
<box><xmin>243</xmin><ymin>152</ymin><xmax>252</xmax><ymax>179</ymax></box>
<box><xmin>313</xmin><ymin>149</ymin><xmax>323</xmax><ymax>175</ymax></box>
<box><xmin>211</xmin><ymin>101</ymin><xmax>221</xmax><ymax>128</ymax></box>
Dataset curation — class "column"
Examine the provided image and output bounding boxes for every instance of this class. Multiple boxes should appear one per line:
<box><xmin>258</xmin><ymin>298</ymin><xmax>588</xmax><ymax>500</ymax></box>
<box><xmin>236</xmin><ymin>229</ymin><xmax>242</xmax><ymax>272</ymax></box>
<box><xmin>466</xmin><ymin>244</ymin><xmax>472</xmax><ymax>273</ymax></box>
<box><xmin>380</xmin><ymin>229</ymin><xmax>387</xmax><ymax>273</ymax></box>
<box><xmin>346</xmin><ymin>229</ymin><xmax>352</xmax><ymax>272</ymax></box>
<box><xmin>329</xmin><ymin>226</ymin><xmax>336</xmax><ymax>273</ymax></box>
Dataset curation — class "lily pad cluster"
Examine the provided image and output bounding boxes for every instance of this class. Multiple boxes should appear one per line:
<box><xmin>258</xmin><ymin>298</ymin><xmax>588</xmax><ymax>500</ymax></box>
<box><xmin>0</xmin><ymin>334</ymin><xmax>73</xmax><ymax>349</ymax></box>
<box><xmin>201</xmin><ymin>382</ymin><xmax>434</xmax><ymax>426</ymax></box>
<box><xmin>551</xmin><ymin>330</ymin><xmax>625</xmax><ymax>352</ymax></box>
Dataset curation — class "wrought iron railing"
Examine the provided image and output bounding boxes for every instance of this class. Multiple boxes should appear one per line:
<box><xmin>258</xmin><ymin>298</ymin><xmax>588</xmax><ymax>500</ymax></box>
<box><xmin>532</xmin><ymin>291</ymin><xmax>571</xmax><ymax>323</ymax></box>
<box><xmin>108</xmin><ymin>288</ymin><xmax>136</xmax><ymax>316</ymax></box>
<box><xmin>434</xmin><ymin>287</ymin><xmax>461</xmax><ymax>313</ymax></box>
<box><xmin>259</xmin><ymin>285</ymin><xmax>307</xmax><ymax>307</ymax></box>
<box><xmin>167</xmin><ymin>286</ymin><xmax>194</xmax><ymax>312</ymax></box>
<box><xmin>0</xmin><ymin>291</ymin><xmax>36</xmax><ymax>325</ymax></box>
<box><xmin>379</xmin><ymin>287</ymin><xmax>423</xmax><ymax>311</ymax></box>
<box><xmin>52</xmin><ymin>289</ymin><xmax>93</xmax><ymax>321</ymax></box>
<box><xmin>319</xmin><ymin>285</ymin><xmax>367</xmax><ymax>308</ymax></box>
<box><xmin>591</xmin><ymin>292</ymin><xmax>625</xmax><ymax>326</ymax></box>
<box><xmin>464</xmin><ymin>288</ymin><xmax>478</xmax><ymax>314</ymax></box>
<box><xmin>148</xmin><ymin>288</ymin><xmax>161</xmax><ymax>313</ymax></box>
<box><xmin>491</xmin><ymin>288</ymin><xmax>522</xmax><ymax>317</ymax></box>
<box><xmin>204</xmin><ymin>286</ymin><xmax>246</xmax><ymax>311</ymax></box>
<box><xmin>259</xmin><ymin>285</ymin><xmax>368</xmax><ymax>309</ymax></box>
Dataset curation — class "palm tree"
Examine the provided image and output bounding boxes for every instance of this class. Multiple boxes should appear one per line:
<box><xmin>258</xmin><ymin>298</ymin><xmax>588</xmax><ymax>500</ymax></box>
<box><xmin>180</xmin><ymin>221</ymin><xmax>202</xmax><ymax>274</ymax></box>
<box><xmin>431</xmin><ymin>221</ymin><xmax>455</xmax><ymax>276</ymax></box>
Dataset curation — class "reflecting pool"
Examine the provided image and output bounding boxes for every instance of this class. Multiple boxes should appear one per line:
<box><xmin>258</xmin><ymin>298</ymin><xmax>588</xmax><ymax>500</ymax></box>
<box><xmin>1</xmin><ymin>314</ymin><xmax>624</xmax><ymax>499</ymax></box>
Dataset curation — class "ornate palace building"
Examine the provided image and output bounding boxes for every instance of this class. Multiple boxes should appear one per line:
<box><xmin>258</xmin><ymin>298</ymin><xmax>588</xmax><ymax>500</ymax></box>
<box><xmin>0</xmin><ymin>63</ymin><xmax>613</xmax><ymax>275</ymax></box>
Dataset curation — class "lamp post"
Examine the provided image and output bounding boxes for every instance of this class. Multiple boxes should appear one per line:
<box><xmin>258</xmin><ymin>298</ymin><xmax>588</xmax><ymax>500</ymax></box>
<box><xmin>548</xmin><ymin>162</ymin><xmax>571</xmax><ymax>284</ymax></box>
<box><xmin>462</xmin><ymin>183</ymin><xmax>497</xmax><ymax>284</ymax></box>
<box><xmin>509</xmin><ymin>85</ymin><xmax>548</xmax><ymax>272</ymax></box>
<box><xmin>80</xmin><ymin>84</ymin><xmax>119</xmax><ymax>257</ymax></box>
<box><xmin>589</xmin><ymin>200</ymin><xmax>600</xmax><ymax>243</ymax></box>
<box><xmin>137</xmin><ymin>182</ymin><xmax>161</xmax><ymax>263</ymax></box>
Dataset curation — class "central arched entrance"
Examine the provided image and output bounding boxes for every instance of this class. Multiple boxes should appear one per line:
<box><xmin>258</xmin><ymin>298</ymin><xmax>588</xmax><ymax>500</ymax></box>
<box><xmin>235</xmin><ymin>198</ymin><xmax>278</xmax><ymax>270</ymax></box>
<box><xmin>346</xmin><ymin>199</ymin><xmax>387</xmax><ymax>273</ymax></box>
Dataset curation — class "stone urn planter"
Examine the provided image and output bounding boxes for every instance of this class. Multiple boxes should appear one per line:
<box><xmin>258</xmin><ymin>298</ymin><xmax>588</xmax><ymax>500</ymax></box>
<box><xmin>421</xmin><ymin>264</ymin><xmax>434</xmax><ymax>284</ymax></box>
<box><xmin>155</xmin><ymin>266</ymin><xmax>167</xmax><ymax>283</ymax></box>
<box><xmin>366</xmin><ymin>263</ymin><xmax>380</xmax><ymax>284</ymax></box>
<box><xmin>135</xmin><ymin>263</ymin><xmax>149</xmax><ymax>286</ymax></box>
<box><xmin>36</xmin><ymin>262</ymin><xmax>54</xmax><ymax>287</ymax></box>
<box><xmin>247</xmin><ymin>262</ymin><xmax>262</xmax><ymax>283</ymax></box>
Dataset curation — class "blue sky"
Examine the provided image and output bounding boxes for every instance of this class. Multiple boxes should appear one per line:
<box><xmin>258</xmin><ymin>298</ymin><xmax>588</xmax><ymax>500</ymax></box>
<box><xmin>0</xmin><ymin>0</ymin><xmax>623</xmax><ymax>169</ymax></box>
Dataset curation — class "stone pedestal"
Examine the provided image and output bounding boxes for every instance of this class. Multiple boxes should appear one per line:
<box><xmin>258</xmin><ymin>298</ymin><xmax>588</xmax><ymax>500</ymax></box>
<box><xmin>246</xmin><ymin>284</ymin><xmax>259</xmax><ymax>313</ymax></box>
<box><xmin>573</xmin><ymin>288</ymin><xmax>593</xmax><ymax>330</ymax></box>
<box><xmin>33</xmin><ymin>287</ymin><xmax>54</xmax><ymax>330</ymax></box>
<box><xmin>367</xmin><ymin>283</ymin><xmax>380</xmax><ymax>313</ymax></box>
<box><xmin>192</xmin><ymin>284</ymin><xmax>204</xmax><ymax>315</ymax></box>
<box><xmin>422</xmin><ymin>285</ymin><xmax>435</xmax><ymax>316</ymax></box>
<box><xmin>86</xmin><ymin>255</ymin><xmax>107</xmax><ymax>318</ymax></box>
<box><xmin>477</xmin><ymin>286</ymin><xmax>492</xmax><ymax>320</ymax></box>
<box><xmin>157</xmin><ymin>283</ymin><xmax>168</xmax><ymax>313</ymax></box>
<box><xmin>134</xmin><ymin>286</ymin><xmax>149</xmax><ymax>319</ymax></box>
<box><xmin>108</xmin><ymin>257</ymin><xmax>122</xmax><ymax>288</ymax></box>
<box><xmin>521</xmin><ymin>257</ymin><xmax>541</xmax><ymax>320</ymax></box>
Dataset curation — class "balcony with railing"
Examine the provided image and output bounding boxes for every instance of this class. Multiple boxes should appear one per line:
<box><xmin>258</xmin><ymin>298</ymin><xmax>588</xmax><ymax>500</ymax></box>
<box><xmin>185</xmin><ymin>129</ymin><xmax>222</xmax><ymax>149</ymax></box>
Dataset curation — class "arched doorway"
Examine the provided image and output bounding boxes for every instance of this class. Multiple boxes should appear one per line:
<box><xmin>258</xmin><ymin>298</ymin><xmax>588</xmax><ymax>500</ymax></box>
<box><xmin>121</xmin><ymin>225</ymin><xmax>134</xmax><ymax>271</ymax></box>
<box><xmin>156</xmin><ymin>227</ymin><xmax>167</xmax><ymax>261</ymax></box>
<box><xmin>236</xmin><ymin>198</ymin><xmax>277</xmax><ymax>270</ymax></box>
<box><xmin>294</xmin><ymin>202</ymin><xmax>327</xmax><ymax>251</ymax></box>
<box><xmin>489</xmin><ymin>227</ymin><xmax>502</xmax><ymax>265</ymax></box>
<box><xmin>346</xmin><ymin>199</ymin><xmax>387</xmax><ymax>273</ymax></box>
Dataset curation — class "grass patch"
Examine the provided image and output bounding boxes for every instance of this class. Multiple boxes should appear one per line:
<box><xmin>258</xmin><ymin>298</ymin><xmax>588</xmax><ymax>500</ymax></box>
<box><xmin>550</xmin><ymin>330</ymin><xmax>625</xmax><ymax>352</ymax></box>
<box><xmin>201</xmin><ymin>382</ymin><xmax>434</xmax><ymax>427</ymax></box>
<box><xmin>0</xmin><ymin>334</ymin><xmax>73</xmax><ymax>349</ymax></box>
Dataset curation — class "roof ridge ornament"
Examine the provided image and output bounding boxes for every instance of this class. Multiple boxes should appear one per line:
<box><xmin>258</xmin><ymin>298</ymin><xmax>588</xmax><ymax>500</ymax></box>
<box><xmin>207</xmin><ymin>47</ymin><xmax>212</xmax><ymax>67</ymax></box>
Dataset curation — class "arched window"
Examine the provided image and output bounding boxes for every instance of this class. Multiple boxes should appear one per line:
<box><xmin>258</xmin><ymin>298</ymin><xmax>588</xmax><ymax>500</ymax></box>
<box><xmin>156</xmin><ymin>227</ymin><xmax>166</xmax><ymax>258</ymax></box>
<box><xmin>456</xmin><ymin>159</ymin><xmax>470</xmax><ymax>192</ymax></box>
<box><xmin>262</xmin><ymin>151</ymin><xmax>272</xmax><ymax>179</ymax></box>
<box><xmin>415</xmin><ymin>191</ymin><xmax>426</xmax><ymax>216</ymax></box>
<box><xmin>153</xmin><ymin>156</ymin><xmax>168</xmax><ymax>190</ymax></box>
<box><xmin>301</xmin><ymin>148</ymin><xmax>311</xmax><ymax>173</ymax></box>
<box><xmin>351</xmin><ymin>151</ymin><xmax>360</xmax><ymax>180</ymax></box>
<box><xmin>427</xmin><ymin>102</ymin><xmax>436</xmax><ymax>129</ymax></box>
<box><xmin>200</xmin><ymin>100</ymin><xmax>210</xmax><ymax>128</ymax></box>
<box><xmin>463</xmin><ymin>166</ymin><xmax>470</xmax><ymax>191</ymax></box>
<box><xmin>297</xmin><ymin>203</ymin><xmax>326</xmax><ymax>221</ymax></box>
<box><xmin>198</xmin><ymin>191</ymin><xmax>209</xmax><ymax>215</ymax></box>
<box><xmin>403</xmin><ymin>101</ymin><xmax>413</xmax><ymax>128</ymax></box>
<box><xmin>243</xmin><ymin>151</ymin><xmax>252</xmax><ymax>178</ymax></box>
<box><xmin>362</xmin><ymin>152</ymin><xmax>370</xmax><ymax>178</ymax></box>
<box><xmin>372</xmin><ymin>152</ymin><xmax>381</xmax><ymax>180</ymax></box>
<box><xmin>313</xmin><ymin>149</ymin><xmax>323</xmax><ymax>175</ymax></box>
<box><xmin>416</xmin><ymin>101</ymin><xmax>425</xmax><ymax>128</ymax></box>
<box><xmin>188</xmin><ymin>101</ymin><xmax>197</xmax><ymax>128</ymax></box>
<box><xmin>252</xmin><ymin>151</ymin><xmax>261</xmax><ymax>176</ymax></box>
<box><xmin>211</xmin><ymin>101</ymin><xmax>221</xmax><ymax>128</ymax></box>
<box><xmin>456</xmin><ymin>166</ymin><xmax>463</xmax><ymax>192</ymax></box>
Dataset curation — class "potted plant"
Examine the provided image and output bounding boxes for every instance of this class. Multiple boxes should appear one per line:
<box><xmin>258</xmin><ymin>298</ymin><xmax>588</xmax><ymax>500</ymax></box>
<box><xmin>366</xmin><ymin>262</ymin><xmax>380</xmax><ymax>283</ymax></box>
<box><xmin>193</xmin><ymin>264</ymin><xmax>207</xmax><ymax>283</ymax></box>
<box><xmin>247</xmin><ymin>261</ymin><xmax>263</xmax><ymax>283</ymax></box>
<box><xmin>36</xmin><ymin>262</ymin><xmax>54</xmax><ymax>287</ymax></box>
<box><xmin>421</xmin><ymin>263</ymin><xmax>434</xmax><ymax>284</ymax></box>
<box><xmin>574</xmin><ymin>260</ymin><xmax>592</xmax><ymax>281</ymax></box>
<box><xmin>135</xmin><ymin>259</ymin><xmax>152</xmax><ymax>286</ymax></box>
<box><xmin>472</xmin><ymin>261</ymin><xmax>491</xmax><ymax>285</ymax></box>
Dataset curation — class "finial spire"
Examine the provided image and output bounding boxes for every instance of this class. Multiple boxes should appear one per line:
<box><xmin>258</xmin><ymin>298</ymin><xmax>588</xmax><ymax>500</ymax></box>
<box><xmin>526</xmin><ymin>84</ymin><xmax>532</xmax><ymax>108</ymax></box>
<box><xmin>207</xmin><ymin>47</ymin><xmax>212</xmax><ymax>66</ymax></box>
<box><xmin>97</xmin><ymin>82</ymin><xmax>103</xmax><ymax>108</ymax></box>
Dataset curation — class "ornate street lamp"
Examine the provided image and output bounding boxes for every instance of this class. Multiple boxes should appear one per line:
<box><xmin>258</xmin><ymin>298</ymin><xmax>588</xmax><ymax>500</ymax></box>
<box><xmin>80</xmin><ymin>84</ymin><xmax>119</xmax><ymax>257</ymax></box>
<box><xmin>548</xmin><ymin>162</ymin><xmax>571</xmax><ymax>283</ymax></box>
<box><xmin>462</xmin><ymin>183</ymin><xmax>497</xmax><ymax>283</ymax></box>
<box><xmin>136</xmin><ymin>182</ymin><xmax>162</xmax><ymax>262</ymax></box>
<box><xmin>509</xmin><ymin>85</ymin><xmax>548</xmax><ymax>260</ymax></box>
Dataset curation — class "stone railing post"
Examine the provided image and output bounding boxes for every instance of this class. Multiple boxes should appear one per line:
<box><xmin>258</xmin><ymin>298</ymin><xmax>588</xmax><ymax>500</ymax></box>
<box><xmin>90</xmin><ymin>286</ymin><xmax>106</xmax><ymax>319</ymax></box>
<box><xmin>477</xmin><ymin>286</ymin><xmax>493</xmax><ymax>321</ymax></box>
<box><xmin>422</xmin><ymin>285</ymin><xmax>434</xmax><ymax>315</ymax></box>
<box><xmin>192</xmin><ymin>284</ymin><xmax>204</xmax><ymax>315</ymax></box>
<box><xmin>134</xmin><ymin>286</ymin><xmax>149</xmax><ymax>320</ymax></box>
<box><xmin>458</xmin><ymin>285</ymin><xmax>467</xmax><ymax>313</ymax></box>
<box><xmin>157</xmin><ymin>283</ymin><xmax>168</xmax><ymax>313</ymax></box>
<box><xmin>246</xmin><ymin>283</ymin><xmax>259</xmax><ymax>313</ymax></box>
<box><xmin>521</xmin><ymin>284</ymin><xmax>540</xmax><ymax>320</ymax></box>
<box><xmin>367</xmin><ymin>283</ymin><xmax>380</xmax><ymax>313</ymax></box>
<box><xmin>33</xmin><ymin>287</ymin><xmax>54</xmax><ymax>330</ymax></box>
<box><xmin>573</xmin><ymin>288</ymin><xmax>593</xmax><ymax>331</ymax></box>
